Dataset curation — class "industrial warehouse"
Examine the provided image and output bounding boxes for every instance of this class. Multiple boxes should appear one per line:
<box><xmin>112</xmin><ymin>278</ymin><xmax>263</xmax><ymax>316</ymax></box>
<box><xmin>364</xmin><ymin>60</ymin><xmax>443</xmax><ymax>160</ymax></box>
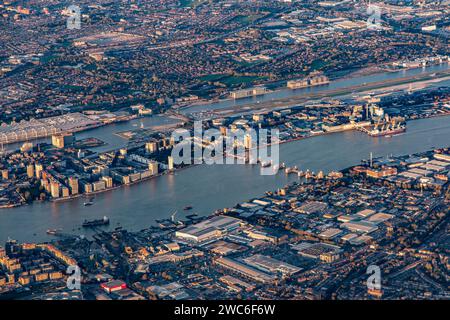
<box><xmin>0</xmin><ymin>113</ymin><xmax>101</xmax><ymax>145</ymax></box>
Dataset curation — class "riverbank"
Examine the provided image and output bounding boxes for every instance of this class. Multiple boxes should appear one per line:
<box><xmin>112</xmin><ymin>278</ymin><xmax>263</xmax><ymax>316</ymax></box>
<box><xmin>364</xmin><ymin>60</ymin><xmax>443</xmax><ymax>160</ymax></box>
<box><xmin>50</xmin><ymin>169</ymin><xmax>178</xmax><ymax>204</ymax></box>
<box><xmin>2</xmin><ymin>111</ymin><xmax>449</xmax><ymax>211</ymax></box>
<box><xmin>1</xmin><ymin>114</ymin><xmax>450</xmax><ymax>243</ymax></box>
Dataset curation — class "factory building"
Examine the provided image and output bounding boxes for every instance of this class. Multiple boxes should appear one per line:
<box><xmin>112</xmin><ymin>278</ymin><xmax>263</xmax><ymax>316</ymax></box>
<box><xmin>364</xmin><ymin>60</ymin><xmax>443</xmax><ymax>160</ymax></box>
<box><xmin>176</xmin><ymin>216</ymin><xmax>244</xmax><ymax>243</ymax></box>
<box><xmin>242</xmin><ymin>254</ymin><xmax>302</xmax><ymax>278</ymax></box>
<box><xmin>214</xmin><ymin>257</ymin><xmax>277</xmax><ymax>284</ymax></box>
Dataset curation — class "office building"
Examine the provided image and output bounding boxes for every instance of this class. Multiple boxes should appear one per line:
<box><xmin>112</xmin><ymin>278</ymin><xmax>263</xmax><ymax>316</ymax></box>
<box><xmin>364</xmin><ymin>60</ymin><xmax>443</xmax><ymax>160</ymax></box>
<box><xmin>35</xmin><ymin>163</ymin><xmax>43</xmax><ymax>178</ymax></box>
<box><xmin>168</xmin><ymin>156</ymin><xmax>174</xmax><ymax>171</ymax></box>
<box><xmin>145</xmin><ymin>141</ymin><xmax>158</xmax><ymax>153</ymax></box>
<box><xmin>148</xmin><ymin>161</ymin><xmax>159</xmax><ymax>175</ymax></box>
<box><xmin>50</xmin><ymin>181</ymin><xmax>60</xmax><ymax>198</ymax></box>
<box><xmin>26</xmin><ymin>164</ymin><xmax>35</xmax><ymax>178</ymax></box>
<box><xmin>230</xmin><ymin>87</ymin><xmax>267</xmax><ymax>99</ymax></box>
<box><xmin>68</xmin><ymin>177</ymin><xmax>79</xmax><ymax>195</ymax></box>
<box><xmin>61</xmin><ymin>187</ymin><xmax>70</xmax><ymax>198</ymax></box>
<box><xmin>92</xmin><ymin>180</ymin><xmax>106</xmax><ymax>192</ymax></box>
<box><xmin>102</xmin><ymin>176</ymin><xmax>113</xmax><ymax>188</ymax></box>
<box><xmin>52</xmin><ymin>133</ymin><xmax>75</xmax><ymax>148</ymax></box>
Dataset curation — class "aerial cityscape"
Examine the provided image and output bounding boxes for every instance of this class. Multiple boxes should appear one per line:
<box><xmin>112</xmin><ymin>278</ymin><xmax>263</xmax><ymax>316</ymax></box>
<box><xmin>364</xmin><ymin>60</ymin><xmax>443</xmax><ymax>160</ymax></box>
<box><xmin>0</xmin><ymin>0</ymin><xmax>449</xmax><ymax>305</ymax></box>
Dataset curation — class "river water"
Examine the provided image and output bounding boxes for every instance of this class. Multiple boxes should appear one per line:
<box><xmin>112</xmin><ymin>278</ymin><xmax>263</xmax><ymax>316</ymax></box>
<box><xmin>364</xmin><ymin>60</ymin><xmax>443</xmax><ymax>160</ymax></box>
<box><xmin>0</xmin><ymin>115</ymin><xmax>449</xmax><ymax>243</ymax></box>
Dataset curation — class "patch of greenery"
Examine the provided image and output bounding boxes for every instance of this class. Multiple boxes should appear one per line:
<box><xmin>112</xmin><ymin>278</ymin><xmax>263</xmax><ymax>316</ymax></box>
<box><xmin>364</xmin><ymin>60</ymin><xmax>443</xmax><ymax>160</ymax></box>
<box><xmin>219</xmin><ymin>75</ymin><xmax>267</xmax><ymax>87</ymax></box>
<box><xmin>310</xmin><ymin>59</ymin><xmax>328</xmax><ymax>71</ymax></box>
<box><xmin>198</xmin><ymin>73</ymin><xmax>268</xmax><ymax>87</ymax></box>
<box><xmin>233</xmin><ymin>14</ymin><xmax>265</xmax><ymax>24</ymax></box>
<box><xmin>179</xmin><ymin>0</ymin><xmax>206</xmax><ymax>8</ymax></box>
<box><xmin>198</xmin><ymin>74</ymin><xmax>227</xmax><ymax>82</ymax></box>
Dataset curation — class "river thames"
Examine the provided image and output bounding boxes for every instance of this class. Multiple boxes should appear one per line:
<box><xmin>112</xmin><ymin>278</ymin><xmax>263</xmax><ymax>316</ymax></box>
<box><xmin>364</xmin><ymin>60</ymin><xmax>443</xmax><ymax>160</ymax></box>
<box><xmin>0</xmin><ymin>114</ymin><xmax>449</xmax><ymax>243</ymax></box>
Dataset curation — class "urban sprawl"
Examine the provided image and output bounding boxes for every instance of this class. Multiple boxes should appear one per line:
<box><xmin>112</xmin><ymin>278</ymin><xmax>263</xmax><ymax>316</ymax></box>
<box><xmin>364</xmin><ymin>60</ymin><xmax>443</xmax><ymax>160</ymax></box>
<box><xmin>0</xmin><ymin>0</ymin><xmax>449</xmax><ymax>301</ymax></box>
